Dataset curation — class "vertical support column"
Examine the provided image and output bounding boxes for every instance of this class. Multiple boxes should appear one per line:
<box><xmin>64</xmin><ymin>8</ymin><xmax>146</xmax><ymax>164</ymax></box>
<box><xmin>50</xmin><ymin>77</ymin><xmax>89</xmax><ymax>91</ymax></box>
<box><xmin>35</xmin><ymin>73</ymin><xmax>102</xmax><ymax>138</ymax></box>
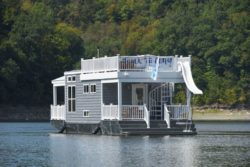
<box><xmin>101</xmin><ymin>83</ymin><xmax>103</xmax><ymax>120</ymax></box>
<box><xmin>187</xmin><ymin>54</ymin><xmax>192</xmax><ymax>120</ymax></box>
<box><xmin>53</xmin><ymin>86</ymin><xmax>57</xmax><ymax>106</ymax></box>
<box><xmin>186</xmin><ymin>88</ymin><xmax>192</xmax><ymax>120</ymax></box>
<box><xmin>118</xmin><ymin>81</ymin><xmax>122</xmax><ymax>120</ymax></box>
<box><xmin>170</xmin><ymin>82</ymin><xmax>174</xmax><ymax>104</ymax></box>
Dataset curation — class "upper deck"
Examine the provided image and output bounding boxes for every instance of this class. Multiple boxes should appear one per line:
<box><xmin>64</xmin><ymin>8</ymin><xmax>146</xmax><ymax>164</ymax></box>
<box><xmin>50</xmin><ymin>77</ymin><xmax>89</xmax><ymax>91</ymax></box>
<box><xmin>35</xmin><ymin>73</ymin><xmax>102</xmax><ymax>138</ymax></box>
<box><xmin>80</xmin><ymin>55</ymin><xmax>190</xmax><ymax>82</ymax></box>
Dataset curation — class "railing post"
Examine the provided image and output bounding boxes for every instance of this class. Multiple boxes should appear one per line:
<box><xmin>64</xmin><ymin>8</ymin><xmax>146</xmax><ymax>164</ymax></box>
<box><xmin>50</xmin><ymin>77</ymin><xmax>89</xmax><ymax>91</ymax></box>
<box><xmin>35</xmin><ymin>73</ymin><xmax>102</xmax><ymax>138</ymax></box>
<box><xmin>186</xmin><ymin>88</ymin><xmax>192</xmax><ymax>120</ymax></box>
<box><xmin>117</xmin><ymin>55</ymin><xmax>120</xmax><ymax>72</ymax></box>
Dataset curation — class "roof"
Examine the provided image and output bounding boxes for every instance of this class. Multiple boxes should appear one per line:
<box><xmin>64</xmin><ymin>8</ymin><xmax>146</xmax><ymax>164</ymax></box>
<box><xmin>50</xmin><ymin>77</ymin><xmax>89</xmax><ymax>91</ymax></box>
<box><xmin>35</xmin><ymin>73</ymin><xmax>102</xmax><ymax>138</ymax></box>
<box><xmin>52</xmin><ymin>76</ymin><xmax>65</xmax><ymax>86</ymax></box>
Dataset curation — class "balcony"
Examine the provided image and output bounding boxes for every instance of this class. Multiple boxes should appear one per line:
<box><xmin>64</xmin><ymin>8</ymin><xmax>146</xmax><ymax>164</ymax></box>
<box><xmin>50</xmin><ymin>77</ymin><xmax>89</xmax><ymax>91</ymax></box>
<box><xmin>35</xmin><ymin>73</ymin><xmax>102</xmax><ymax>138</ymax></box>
<box><xmin>80</xmin><ymin>55</ymin><xmax>188</xmax><ymax>74</ymax></box>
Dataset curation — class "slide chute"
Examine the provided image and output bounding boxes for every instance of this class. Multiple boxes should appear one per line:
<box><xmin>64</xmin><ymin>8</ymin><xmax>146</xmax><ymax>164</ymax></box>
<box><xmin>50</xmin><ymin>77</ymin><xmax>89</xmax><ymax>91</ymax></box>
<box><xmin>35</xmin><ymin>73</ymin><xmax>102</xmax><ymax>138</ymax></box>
<box><xmin>178</xmin><ymin>62</ymin><xmax>203</xmax><ymax>94</ymax></box>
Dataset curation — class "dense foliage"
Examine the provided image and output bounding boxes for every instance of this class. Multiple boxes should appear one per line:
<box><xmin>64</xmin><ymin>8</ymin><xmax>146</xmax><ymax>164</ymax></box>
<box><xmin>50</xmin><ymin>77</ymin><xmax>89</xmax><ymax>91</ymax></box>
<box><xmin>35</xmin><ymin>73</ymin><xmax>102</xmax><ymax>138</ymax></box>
<box><xmin>0</xmin><ymin>0</ymin><xmax>249</xmax><ymax>107</ymax></box>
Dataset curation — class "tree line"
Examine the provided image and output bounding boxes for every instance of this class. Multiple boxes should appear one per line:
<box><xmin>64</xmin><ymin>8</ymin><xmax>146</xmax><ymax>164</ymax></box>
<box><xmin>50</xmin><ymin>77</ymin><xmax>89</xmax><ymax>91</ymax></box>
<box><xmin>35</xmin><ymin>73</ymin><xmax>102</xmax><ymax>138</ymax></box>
<box><xmin>0</xmin><ymin>0</ymin><xmax>249</xmax><ymax>107</ymax></box>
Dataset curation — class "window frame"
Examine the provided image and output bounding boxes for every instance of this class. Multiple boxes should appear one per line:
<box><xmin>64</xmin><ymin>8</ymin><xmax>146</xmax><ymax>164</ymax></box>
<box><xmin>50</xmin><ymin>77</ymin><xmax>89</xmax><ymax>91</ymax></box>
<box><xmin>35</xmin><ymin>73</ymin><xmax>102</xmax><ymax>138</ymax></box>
<box><xmin>67</xmin><ymin>85</ymin><xmax>76</xmax><ymax>112</ymax></box>
<box><xmin>67</xmin><ymin>75</ymin><xmax>76</xmax><ymax>83</ymax></box>
<box><xmin>83</xmin><ymin>110</ymin><xmax>90</xmax><ymax>117</ymax></box>
<box><xmin>90</xmin><ymin>84</ymin><xmax>96</xmax><ymax>94</ymax></box>
<box><xmin>83</xmin><ymin>84</ymin><xmax>89</xmax><ymax>94</ymax></box>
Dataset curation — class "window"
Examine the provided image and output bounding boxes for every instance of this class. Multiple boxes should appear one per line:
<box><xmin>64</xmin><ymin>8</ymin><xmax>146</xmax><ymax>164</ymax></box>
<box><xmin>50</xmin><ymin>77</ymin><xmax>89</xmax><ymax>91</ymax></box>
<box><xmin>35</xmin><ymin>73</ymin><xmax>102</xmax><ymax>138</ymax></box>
<box><xmin>83</xmin><ymin>110</ymin><xmax>89</xmax><ymax>117</ymax></box>
<box><xmin>68</xmin><ymin>86</ymin><xmax>76</xmax><ymax>112</ymax></box>
<box><xmin>83</xmin><ymin>83</ymin><xmax>96</xmax><ymax>94</ymax></box>
<box><xmin>67</xmin><ymin>76</ymin><xmax>76</xmax><ymax>82</ymax></box>
<box><xmin>83</xmin><ymin>84</ymin><xmax>89</xmax><ymax>94</ymax></box>
<box><xmin>90</xmin><ymin>84</ymin><xmax>96</xmax><ymax>93</ymax></box>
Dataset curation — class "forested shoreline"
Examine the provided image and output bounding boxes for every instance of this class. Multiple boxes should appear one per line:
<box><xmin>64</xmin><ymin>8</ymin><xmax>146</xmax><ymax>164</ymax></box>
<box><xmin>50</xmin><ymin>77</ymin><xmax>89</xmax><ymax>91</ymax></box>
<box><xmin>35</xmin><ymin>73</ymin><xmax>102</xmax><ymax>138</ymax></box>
<box><xmin>0</xmin><ymin>0</ymin><xmax>249</xmax><ymax>108</ymax></box>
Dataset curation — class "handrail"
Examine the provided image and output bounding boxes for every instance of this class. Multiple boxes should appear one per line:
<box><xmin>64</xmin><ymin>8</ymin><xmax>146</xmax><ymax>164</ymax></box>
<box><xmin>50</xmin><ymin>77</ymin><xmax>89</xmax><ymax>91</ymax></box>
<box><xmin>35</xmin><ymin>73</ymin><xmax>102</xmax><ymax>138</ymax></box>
<box><xmin>143</xmin><ymin>104</ymin><xmax>150</xmax><ymax>128</ymax></box>
<box><xmin>164</xmin><ymin>104</ymin><xmax>171</xmax><ymax>128</ymax></box>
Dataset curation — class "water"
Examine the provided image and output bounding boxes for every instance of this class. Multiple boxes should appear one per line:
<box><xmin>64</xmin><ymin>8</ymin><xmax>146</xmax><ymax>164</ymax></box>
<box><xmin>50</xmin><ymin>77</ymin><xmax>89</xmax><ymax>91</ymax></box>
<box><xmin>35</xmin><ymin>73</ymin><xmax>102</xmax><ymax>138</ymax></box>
<box><xmin>0</xmin><ymin>122</ymin><xmax>250</xmax><ymax>167</ymax></box>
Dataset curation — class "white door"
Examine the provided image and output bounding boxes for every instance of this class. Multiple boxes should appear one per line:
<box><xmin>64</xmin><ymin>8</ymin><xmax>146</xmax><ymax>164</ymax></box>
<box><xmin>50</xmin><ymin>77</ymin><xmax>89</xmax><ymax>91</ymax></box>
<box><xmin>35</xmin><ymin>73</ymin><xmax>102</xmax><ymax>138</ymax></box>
<box><xmin>132</xmin><ymin>84</ymin><xmax>147</xmax><ymax>105</ymax></box>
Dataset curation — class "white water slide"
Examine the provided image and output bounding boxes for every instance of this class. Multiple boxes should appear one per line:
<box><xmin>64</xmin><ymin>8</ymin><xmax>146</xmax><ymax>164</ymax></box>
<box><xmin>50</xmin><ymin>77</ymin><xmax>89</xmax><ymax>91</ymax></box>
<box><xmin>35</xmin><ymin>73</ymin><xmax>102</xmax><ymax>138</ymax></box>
<box><xmin>178</xmin><ymin>62</ymin><xmax>203</xmax><ymax>94</ymax></box>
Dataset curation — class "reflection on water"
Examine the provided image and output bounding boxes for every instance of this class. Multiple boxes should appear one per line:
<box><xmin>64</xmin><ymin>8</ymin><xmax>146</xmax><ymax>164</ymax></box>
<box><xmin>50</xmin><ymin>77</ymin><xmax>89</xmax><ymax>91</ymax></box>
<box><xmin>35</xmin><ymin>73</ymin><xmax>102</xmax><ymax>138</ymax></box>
<box><xmin>49</xmin><ymin>134</ymin><xmax>201</xmax><ymax>167</ymax></box>
<box><xmin>0</xmin><ymin>122</ymin><xmax>250</xmax><ymax>167</ymax></box>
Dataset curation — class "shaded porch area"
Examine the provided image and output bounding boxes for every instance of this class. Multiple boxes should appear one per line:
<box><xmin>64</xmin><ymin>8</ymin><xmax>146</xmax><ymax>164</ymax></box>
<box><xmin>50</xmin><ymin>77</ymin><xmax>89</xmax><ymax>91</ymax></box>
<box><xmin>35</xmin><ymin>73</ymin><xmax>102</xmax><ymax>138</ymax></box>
<box><xmin>101</xmin><ymin>82</ymin><xmax>192</xmax><ymax>128</ymax></box>
<box><xmin>102</xmin><ymin>82</ymin><xmax>150</xmax><ymax>127</ymax></box>
<box><xmin>50</xmin><ymin>76</ymin><xmax>65</xmax><ymax>120</ymax></box>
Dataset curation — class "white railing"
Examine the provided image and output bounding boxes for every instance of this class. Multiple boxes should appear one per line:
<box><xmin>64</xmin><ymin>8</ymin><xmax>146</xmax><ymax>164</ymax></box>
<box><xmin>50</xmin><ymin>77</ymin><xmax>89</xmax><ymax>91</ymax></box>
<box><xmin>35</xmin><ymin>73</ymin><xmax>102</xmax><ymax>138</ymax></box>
<box><xmin>144</xmin><ymin>104</ymin><xmax>150</xmax><ymax>128</ymax></box>
<box><xmin>81</xmin><ymin>55</ymin><xmax>182</xmax><ymax>74</ymax></box>
<box><xmin>81</xmin><ymin>56</ymin><xmax>119</xmax><ymax>74</ymax></box>
<box><xmin>166</xmin><ymin>105</ymin><xmax>190</xmax><ymax>120</ymax></box>
<box><xmin>102</xmin><ymin>104</ymin><xmax>150</xmax><ymax>128</ymax></box>
<box><xmin>122</xmin><ymin>105</ymin><xmax>144</xmax><ymax>119</ymax></box>
<box><xmin>50</xmin><ymin>105</ymin><xmax>65</xmax><ymax>120</ymax></box>
<box><xmin>164</xmin><ymin>104</ymin><xmax>171</xmax><ymax>128</ymax></box>
<box><xmin>102</xmin><ymin>104</ymin><xmax>119</xmax><ymax>120</ymax></box>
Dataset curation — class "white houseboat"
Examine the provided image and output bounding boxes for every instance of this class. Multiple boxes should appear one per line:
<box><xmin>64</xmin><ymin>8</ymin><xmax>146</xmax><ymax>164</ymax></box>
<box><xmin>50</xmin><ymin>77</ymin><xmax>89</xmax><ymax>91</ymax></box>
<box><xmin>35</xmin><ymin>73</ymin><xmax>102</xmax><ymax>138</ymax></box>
<box><xmin>50</xmin><ymin>55</ymin><xmax>202</xmax><ymax>135</ymax></box>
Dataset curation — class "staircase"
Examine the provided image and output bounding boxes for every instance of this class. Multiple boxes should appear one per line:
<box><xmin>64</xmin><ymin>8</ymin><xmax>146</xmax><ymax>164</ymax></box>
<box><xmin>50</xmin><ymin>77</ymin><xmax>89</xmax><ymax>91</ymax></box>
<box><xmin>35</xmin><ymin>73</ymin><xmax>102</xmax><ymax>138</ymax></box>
<box><xmin>119</xmin><ymin>120</ymin><xmax>196</xmax><ymax>135</ymax></box>
<box><xmin>149</xmin><ymin>83</ymin><xmax>173</xmax><ymax>120</ymax></box>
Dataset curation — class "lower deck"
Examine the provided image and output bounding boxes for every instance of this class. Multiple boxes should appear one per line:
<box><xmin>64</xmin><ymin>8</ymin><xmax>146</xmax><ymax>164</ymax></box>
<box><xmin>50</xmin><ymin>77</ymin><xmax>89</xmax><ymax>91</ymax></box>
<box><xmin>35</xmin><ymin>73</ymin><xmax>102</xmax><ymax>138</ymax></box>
<box><xmin>51</xmin><ymin>82</ymin><xmax>192</xmax><ymax>128</ymax></box>
<box><xmin>51</xmin><ymin>120</ymin><xmax>196</xmax><ymax>135</ymax></box>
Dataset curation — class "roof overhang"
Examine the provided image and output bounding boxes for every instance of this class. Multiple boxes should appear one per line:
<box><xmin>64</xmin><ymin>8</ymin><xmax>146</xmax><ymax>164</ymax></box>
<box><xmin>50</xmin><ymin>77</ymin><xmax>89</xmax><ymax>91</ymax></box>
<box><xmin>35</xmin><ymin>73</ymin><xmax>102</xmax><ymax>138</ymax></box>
<box><xmin>80</xmin><ymin>71</ymin><xmax>184</xmax><ymax>83</ymax></box>
<box><xmin>52</xmin><ymin>76</ymin><xmax>65</xmax><ymax>87</ymax></box>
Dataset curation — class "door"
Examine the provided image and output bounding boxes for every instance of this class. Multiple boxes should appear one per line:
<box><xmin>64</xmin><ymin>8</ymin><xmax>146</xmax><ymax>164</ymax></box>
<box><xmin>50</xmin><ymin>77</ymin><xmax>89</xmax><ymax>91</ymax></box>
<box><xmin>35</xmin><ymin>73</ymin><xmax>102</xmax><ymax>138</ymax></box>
<box><xmin>132</xmin><ymin>84</ymin><xmax>146</xmax><ymax>105</ymax></box>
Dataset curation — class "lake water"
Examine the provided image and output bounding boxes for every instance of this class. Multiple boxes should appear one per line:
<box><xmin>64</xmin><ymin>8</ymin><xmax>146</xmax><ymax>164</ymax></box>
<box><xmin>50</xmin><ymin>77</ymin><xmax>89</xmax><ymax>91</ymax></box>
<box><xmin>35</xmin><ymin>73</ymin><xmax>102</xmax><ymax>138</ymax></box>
<box><xmin>0</xmin><ymin>122</ymin><xmax>250</xmax><ymax>167</ymax></box>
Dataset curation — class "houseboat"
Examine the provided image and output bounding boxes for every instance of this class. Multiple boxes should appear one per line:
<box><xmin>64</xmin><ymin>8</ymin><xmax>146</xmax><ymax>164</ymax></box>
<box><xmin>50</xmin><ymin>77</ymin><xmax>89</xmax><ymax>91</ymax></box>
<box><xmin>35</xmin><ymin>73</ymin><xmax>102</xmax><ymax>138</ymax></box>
<box><xmin>50</xmin><ymin>55</ymin><xmax>202</xmax><ymax>135</ymax></box>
